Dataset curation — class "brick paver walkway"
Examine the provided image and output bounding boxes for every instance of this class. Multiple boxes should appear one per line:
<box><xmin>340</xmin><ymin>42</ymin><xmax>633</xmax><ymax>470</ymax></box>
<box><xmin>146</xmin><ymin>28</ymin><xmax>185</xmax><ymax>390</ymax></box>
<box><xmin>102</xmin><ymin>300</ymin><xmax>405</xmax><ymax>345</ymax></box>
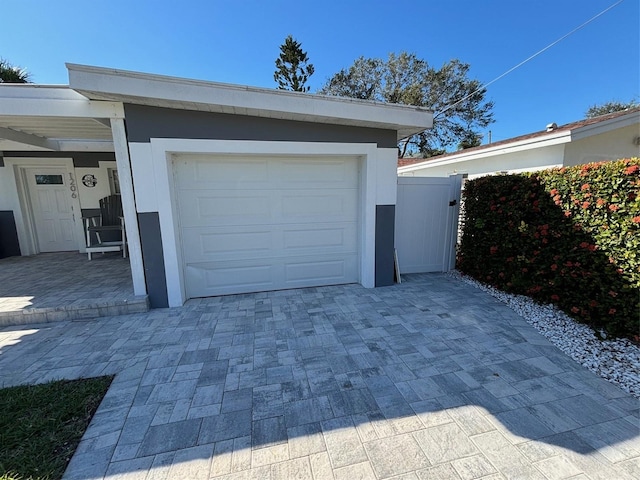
<box><xmin>0</xmin><ymin>274</ymin><xmax>637</xmax><ymax>479</ymax></box>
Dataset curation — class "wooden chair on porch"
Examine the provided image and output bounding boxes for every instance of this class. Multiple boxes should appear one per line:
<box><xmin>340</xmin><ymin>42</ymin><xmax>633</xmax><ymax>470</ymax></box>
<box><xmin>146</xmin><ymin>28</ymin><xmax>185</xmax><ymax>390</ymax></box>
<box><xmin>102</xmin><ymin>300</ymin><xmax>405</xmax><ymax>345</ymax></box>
<box><xmin>83</xmin><ymin>194</ymin><xmax>127</xmax><ymax>260</ymax></box>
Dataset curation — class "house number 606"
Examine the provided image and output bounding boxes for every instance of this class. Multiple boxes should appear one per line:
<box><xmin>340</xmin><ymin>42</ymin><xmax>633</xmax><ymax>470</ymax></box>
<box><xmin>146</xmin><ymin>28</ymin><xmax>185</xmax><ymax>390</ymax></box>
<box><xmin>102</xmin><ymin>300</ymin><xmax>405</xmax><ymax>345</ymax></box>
<box><xmin>69</xmin><ymin>173</ymin><xmax>77</xmax><ymax>198</ymax></box>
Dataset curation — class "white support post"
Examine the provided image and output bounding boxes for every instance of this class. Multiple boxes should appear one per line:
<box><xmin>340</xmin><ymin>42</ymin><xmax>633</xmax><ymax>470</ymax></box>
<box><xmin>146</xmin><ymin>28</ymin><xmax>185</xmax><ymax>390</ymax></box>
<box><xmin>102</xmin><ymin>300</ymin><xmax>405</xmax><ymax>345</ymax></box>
<box><xmin>110</xmin><ymin>118</ymin><xmax>147</xmax><ymax>296</ymax></box>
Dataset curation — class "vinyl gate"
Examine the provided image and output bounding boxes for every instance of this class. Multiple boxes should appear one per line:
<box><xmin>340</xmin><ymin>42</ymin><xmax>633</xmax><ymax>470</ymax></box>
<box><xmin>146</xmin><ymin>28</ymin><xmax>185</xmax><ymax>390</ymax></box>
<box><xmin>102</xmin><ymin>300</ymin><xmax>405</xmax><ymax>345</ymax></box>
<box><xmin>394</xmin><ymin>175</ymin><xmax>463</xmax><ymax>274</ymax></box>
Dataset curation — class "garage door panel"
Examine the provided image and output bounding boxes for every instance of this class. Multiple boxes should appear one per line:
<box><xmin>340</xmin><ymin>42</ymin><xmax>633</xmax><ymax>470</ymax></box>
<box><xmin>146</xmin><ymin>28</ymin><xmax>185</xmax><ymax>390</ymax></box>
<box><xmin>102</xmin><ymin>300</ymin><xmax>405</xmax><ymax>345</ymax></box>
<box><xmin>281</xmin><ymin>191</ymin><xmax>357</xmax><ymax>221</ymax></box>
<box><xmin>182</xmin><ymin>228</ymin><xmax>273</xmax><ymax>258</ymax></box>
<box><xmin>284</xmin><ymin>255</ymin><xmax>358</xmax><ymax>284</ymax></box>
<box><xmin>175</xmin><ymin>154</ymin><xmax>360</xmax><ymax>298</ymax></box>
<box><xmin>185</xmin><ymin>262</ymin><xmax>275</xmax><ymax>296</ymax></box>
<box><xmin>175</xmin><ymin>157</ymin><xmax>270</xmax><ymax>188</ymax></box>
<box><xmin>182</xmin><ymin>223</ymin><xmax>357</xmax><ymax>262</ymax></box>
<box><xmin>185</xmin><ymin>254</ymin><xmax>358</xmax><ymax>298</ymax></box>
<box><xmin>178</xmin><ymin>191</ymin><xmax>272</xmax><ymax>227</ymax></box>
<box><xmin>282</xmin><ymin>224</ymin><xmax>356</xmax><ymax>250</ymax></box>
<box><xmin>278</xmin><ymin>159</ymin><xmax>359</xmax><ymax>188</ymax></box>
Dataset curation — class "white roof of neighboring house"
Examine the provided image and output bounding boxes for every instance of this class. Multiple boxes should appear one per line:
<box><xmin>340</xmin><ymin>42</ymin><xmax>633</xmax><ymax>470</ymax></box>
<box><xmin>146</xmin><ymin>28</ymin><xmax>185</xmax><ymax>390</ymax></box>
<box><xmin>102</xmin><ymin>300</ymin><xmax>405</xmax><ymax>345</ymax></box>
<box><xmin>0</xmin><ymin>64</ymin><xmax>433</xmax><ymax>153</ymax></box>
<box><xmin>398</xmin><ymin>107</ymin><xmax>640</xmax><ymax>173</ymax></box>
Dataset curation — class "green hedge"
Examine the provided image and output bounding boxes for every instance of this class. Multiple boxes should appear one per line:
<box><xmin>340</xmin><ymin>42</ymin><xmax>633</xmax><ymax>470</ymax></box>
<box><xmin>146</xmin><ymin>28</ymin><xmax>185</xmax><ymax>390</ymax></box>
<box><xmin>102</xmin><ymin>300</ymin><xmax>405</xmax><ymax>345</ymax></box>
<box><xmin>458</xmin><ymin>158</ymin><xmax>639</xmax><ymax>338</ymax></box>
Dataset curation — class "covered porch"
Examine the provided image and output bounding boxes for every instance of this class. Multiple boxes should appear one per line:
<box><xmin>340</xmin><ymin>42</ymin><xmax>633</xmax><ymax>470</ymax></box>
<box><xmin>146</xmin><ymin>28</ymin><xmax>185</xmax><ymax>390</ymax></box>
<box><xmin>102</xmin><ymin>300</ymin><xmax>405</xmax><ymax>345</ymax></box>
<box><xmin>0</xmin><ymin>252</ymin><xmax>148</xmax><ymax>326</ymax></box>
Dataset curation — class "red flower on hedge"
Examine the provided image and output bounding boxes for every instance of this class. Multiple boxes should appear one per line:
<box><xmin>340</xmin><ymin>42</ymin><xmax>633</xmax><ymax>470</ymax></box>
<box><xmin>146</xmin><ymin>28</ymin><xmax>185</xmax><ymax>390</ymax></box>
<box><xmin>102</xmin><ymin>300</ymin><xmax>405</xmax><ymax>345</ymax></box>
<box><xmin>571</xmin><ymin>306</ymin><xmax>580</xmax><ymax>313</ymax></box>
<box><xmin>633</xmin><ymin>216</ymin><xmax>640</xmax><ymax>223</ymax></box>
<box><xmin>550</xmin><ymin>189</ymin><xmax>558</xmax><ymax>196</ymax></box>
<box><xmin>580</xmin><ymin>242</ymin><xmax>589</xmax><ymax>249</ymax></box>
<box><xmin>551</xmin><ymin>294</ymin><xmax>560</xmax><ymax>301</ymax></box>
<box><xmin>550</xmin><ymin>264</ymin><xmax>558</xmax><ymax>271</ymax></box>
<box><xmin>608</xmin><ymin>204</ymin><xmax>619</xmax><ymax>211</ymax></box>
<box><xmin>624</xmin><ymin>165</ymin><xmax>639</xmax><ymax>175</ymax></box>
<box><xmin>582</xmin><ymin>201</ymin><xmax>590</xmax><ymax>209</ymax></box>
<box><xmin>609</xmin><ymin>308</ymin><xmax>617</xmax><ymax>315</ymax></box>
<box><xmin>490</xmin><ymin>246</ymin><xmax>498</xmax><ymax>254</ymax></box>
<box><xmin>596</xmin><ymin>198</ymin><xmax>605</xmax><ymax>207</ymax></box>
<box><xmin>581</xmin><ymin>184</ymin><xmax>590</xmax><ymax>191</ymax></box>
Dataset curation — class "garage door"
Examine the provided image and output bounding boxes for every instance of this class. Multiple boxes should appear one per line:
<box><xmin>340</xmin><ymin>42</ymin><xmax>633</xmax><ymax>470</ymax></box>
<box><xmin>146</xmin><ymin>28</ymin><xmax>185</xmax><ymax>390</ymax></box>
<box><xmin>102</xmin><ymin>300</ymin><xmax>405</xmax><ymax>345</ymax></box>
<box><xmin>174</xmin><ymin>154</ymin><xmax>360</xmax><ymax>298</ymax></box>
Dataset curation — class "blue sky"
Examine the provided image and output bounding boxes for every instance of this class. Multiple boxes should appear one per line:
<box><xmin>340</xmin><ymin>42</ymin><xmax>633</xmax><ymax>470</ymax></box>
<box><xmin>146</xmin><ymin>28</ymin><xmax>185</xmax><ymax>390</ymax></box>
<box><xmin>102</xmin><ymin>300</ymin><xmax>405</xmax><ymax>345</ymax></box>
<box><xmin>3</xmin><ymin>0</ymin><xmax>639</xmax><ymax>143</ymax></box>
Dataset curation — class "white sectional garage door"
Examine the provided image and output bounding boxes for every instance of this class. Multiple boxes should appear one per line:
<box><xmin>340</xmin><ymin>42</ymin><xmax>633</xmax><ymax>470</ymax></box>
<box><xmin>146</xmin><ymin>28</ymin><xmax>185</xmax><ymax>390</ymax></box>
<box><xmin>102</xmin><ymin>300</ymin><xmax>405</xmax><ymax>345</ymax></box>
<box><xmin>174</xmin><ymin>154</ymin><xmax>360</xmax><ymax>298</ymax></box>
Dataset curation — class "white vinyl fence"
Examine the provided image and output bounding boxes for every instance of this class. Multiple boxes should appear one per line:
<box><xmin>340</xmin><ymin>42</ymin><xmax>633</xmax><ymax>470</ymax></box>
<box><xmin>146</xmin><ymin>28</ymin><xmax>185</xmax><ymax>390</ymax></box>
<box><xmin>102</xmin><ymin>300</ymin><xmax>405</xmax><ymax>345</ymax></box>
<box><xmin>395</xmin><ymin>175</ymin><xmax>463</xmax><ymax>274</ymax></box>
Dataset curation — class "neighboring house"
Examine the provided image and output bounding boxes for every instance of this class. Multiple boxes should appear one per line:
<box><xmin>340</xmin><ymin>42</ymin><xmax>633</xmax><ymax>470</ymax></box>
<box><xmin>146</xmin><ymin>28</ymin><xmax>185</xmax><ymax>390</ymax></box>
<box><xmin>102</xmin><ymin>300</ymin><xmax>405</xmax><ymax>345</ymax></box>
<box><xmin>0</xmin><ymin>64</ymin><xmax>432</xmax><ymax>308</ymax></box>
<box><xmin>398</xmin><ymin>107</ymin><xmax>640</xmax><ymax>179</ymax></box>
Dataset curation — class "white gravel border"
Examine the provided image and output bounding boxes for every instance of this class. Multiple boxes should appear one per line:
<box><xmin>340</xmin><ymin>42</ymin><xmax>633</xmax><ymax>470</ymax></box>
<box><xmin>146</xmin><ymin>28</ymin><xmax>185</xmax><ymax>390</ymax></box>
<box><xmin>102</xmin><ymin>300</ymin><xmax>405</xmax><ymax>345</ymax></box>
<box><xmin>448</xmin><ymin>271</ymin><xmax>640</xmax><ymax>398</ymax></box>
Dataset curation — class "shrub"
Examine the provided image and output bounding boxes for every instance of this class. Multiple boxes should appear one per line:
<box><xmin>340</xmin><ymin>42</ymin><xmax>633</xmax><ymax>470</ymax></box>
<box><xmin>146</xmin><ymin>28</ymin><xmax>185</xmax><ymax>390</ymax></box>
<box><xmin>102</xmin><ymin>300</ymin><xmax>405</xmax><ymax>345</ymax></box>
<box><xmin>458</xmin><ymin>158</ymin><xmax>639</xmax><ymax>338</ymax></box>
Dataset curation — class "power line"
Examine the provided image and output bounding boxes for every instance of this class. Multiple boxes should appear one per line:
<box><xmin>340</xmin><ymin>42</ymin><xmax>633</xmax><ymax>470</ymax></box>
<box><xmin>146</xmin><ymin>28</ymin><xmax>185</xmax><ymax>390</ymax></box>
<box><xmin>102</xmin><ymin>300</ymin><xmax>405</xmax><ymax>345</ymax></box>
<box><xmin>436</xmin><ymin>0</ymin><xmax>627</xmax><ymax>118</ymax></box>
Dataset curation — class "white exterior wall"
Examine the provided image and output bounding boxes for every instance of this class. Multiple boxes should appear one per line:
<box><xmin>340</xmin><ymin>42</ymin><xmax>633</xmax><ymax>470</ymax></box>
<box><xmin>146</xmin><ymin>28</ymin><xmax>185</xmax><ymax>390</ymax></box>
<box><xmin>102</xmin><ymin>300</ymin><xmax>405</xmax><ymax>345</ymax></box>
<box><xmin>399</xmin><ymin>144</ymin><xmax>565</xmax><ymax>179</ymax></box>
<box><xmin>129</xmin><ymin>139</ymin><xmax>396</xmax><ymax>307</ymax></box>
<box><xmin>75</xmin><ymin>161</ymin><xmax>116</xmax><ymax>209</ymax></box>
<box><xmin>564</xmin><ymin>125</ymin><xmax>640</xmax><ymax>166</ymax></box>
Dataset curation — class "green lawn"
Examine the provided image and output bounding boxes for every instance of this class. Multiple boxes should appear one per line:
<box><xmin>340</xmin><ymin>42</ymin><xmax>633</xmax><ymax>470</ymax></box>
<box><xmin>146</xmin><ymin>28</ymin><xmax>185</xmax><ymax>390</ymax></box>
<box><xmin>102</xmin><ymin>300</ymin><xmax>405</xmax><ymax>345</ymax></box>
<box><xmin>0</xmin><ymin>376</ymin><xmax>113</xmax><ymax>480</ymax></box>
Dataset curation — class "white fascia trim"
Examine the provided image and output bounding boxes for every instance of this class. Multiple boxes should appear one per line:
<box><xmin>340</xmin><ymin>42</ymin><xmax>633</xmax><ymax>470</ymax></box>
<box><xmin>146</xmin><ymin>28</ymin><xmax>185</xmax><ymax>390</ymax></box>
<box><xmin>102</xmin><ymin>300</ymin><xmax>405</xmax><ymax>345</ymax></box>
<box><xmin>571</xmin><ymin>111</ymin><xmax>640</xmax><ymax>141</ymax></box>
<box><xmin>147</xmin><ymin>139</ymin><xmax>379</xmax><ymax>307</ymax></box>
<box><xmin>67</xmin><ymin>64</ymin><xmax>431</xmax><ymax>138</ymax></box>
<box><xmin>398</xmin><ymin>131</ymin><xmax>572</xmax><ymax>173</ymax></box>
<box><xmin>0</xmin><ymin>85</ymin><xmax>124</xmax><ymax>118</ymax></box>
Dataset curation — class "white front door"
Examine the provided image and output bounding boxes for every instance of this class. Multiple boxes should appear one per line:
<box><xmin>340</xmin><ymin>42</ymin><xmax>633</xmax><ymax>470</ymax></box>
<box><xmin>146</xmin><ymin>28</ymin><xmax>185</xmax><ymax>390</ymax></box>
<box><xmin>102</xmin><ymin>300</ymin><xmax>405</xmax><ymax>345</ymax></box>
<box><xmin>25</xmin><ymin>168</ymin><xmax>78</xmax><ymax>252</ymax></box>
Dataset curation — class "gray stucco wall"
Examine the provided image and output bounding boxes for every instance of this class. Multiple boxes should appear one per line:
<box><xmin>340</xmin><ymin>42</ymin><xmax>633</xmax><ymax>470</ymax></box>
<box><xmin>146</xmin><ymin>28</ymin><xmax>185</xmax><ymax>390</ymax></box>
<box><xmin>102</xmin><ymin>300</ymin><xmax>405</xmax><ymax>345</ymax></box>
<box><xmin>138</xmin><ymin>212</ymin><xmax>169</xmax><ymax>308</ymax></box>
<box><xmin>375</xmin><ymin>205</ymin><xmax>396</xmax><ymax>287</ymax></box>
<box><xmin>123</xmin><ymin>104</ymin><xmax>398</xmax><ymax>148</ymax></box>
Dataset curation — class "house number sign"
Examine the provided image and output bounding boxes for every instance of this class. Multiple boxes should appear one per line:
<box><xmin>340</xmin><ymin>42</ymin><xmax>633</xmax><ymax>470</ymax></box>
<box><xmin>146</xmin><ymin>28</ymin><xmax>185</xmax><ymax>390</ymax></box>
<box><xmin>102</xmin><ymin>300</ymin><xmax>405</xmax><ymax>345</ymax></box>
<box><xmin>69</xmin><ymin>173</ymin><xmax>78</xmax><ymax>198</ymax></box>
<box><xmin>82</xmin><ymin>174</ymin><xmax>97</xmax><ymax>187</ymax></box>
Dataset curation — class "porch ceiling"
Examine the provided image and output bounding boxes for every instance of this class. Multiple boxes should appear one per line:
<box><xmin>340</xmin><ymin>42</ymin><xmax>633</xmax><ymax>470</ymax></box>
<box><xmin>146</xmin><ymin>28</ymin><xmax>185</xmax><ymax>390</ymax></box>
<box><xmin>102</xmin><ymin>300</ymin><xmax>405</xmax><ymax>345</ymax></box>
<box><xmin>0</xmin><ymin>85</ymin><xmax>121</xmax><ymax>153</ymax></box>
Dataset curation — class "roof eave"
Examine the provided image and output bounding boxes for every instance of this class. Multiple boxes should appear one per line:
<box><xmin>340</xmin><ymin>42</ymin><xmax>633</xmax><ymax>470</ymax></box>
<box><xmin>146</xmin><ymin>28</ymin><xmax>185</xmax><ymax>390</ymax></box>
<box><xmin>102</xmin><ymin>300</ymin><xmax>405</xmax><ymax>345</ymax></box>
<box><xmin>67</xmin><ymin>63</ymin><xmax>432</xmax><ymax>141</ymax></box>
<box><xmin>571</xmin><ymin>110</ymin><xmax>640</xmax><ymax>141</ymax></box>
<box><xmin>398</xmin><ymin>131</ymin><xmax>571</xmax><ymax>172</ymax></box>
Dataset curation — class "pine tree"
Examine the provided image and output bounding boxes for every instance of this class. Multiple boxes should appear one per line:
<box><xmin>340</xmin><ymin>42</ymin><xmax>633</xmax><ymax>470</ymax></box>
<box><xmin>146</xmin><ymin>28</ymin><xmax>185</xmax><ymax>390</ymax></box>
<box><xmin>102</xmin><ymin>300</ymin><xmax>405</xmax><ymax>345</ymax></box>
<box><xmin>274</xmin><ymin>35</ymin><xmax>314</xmax><ymax>92</ymax></box>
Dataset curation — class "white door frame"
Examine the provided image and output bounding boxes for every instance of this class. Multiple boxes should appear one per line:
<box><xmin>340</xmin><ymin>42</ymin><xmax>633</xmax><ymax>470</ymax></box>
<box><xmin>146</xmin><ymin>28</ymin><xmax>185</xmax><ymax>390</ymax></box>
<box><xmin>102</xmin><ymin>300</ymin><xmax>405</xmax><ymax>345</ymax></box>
<box><xmin>4</xmin><ymin>157</ymin><xmax>85</xmax><ymax>255</ymax></box>
<box><xmin>147</xmin><ymin>139</ymin><xmax>381</xmax><ymax>307</ymax></box>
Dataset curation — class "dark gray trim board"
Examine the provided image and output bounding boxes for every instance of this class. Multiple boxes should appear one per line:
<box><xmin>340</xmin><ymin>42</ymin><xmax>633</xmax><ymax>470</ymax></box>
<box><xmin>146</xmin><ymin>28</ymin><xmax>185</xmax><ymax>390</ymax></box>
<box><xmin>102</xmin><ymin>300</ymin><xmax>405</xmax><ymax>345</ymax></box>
<box><xmin>375</xmin><ymin>205</ymin><xmax>395</xmax><ymax>287</ymax></box>
<box><xmin>1</xmin><ymin>152</ymin><xmax>115</xmax><ymax>168</ymax></box>
<box><xmin>124</xmin><ymin>104</ymin><xmax>398</xmax><ymax>148</ymax></box>
<box><xmin>137</xmin><ymin>212</ymin><xmax>169</xmax><ymax>308</ymax></box>
<box><xmin>0</xmin><ymin>211</ymin><xmax>21</xmax><ymax>258</ymax></box>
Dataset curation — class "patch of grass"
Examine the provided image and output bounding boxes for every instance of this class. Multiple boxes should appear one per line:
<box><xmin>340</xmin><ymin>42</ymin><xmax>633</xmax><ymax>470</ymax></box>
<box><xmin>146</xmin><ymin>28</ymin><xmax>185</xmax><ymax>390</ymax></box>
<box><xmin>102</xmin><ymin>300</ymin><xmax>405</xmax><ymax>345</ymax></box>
<box><xmin>0</xmin><ymin>376</ymin><xmax>114</xmax><ymax>480</ymax></box>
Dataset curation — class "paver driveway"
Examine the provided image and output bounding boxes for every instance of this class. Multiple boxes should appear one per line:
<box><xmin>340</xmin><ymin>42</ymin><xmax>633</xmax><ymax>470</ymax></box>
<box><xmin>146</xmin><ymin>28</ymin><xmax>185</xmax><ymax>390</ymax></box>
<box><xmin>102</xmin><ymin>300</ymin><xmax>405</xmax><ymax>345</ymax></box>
<box><xmin>0</xmin><ymin>274</ymin><xmax>638</xmax><ymax>479</ymax></box>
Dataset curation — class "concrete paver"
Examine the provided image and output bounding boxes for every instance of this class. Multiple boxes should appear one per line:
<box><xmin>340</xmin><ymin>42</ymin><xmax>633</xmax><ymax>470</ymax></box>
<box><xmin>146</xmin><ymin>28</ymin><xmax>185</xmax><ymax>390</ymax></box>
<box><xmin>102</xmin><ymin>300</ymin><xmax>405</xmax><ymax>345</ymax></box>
<box><xmin>0</xmin><ymin>253</ymin><xmax>147</xmax><ymax>326</ymax></box>
<box><xmin>0</xmin><ymin>273</ymin><xmax>638</xmax><ymax>479</ymax></box>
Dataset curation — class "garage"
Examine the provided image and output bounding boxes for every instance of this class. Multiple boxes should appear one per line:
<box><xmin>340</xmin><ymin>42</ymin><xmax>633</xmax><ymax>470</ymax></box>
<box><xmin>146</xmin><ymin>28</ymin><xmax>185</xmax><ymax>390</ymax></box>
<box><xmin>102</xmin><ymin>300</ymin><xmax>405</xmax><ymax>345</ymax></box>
<box><xmin>174</xmin><ymin>154</ymin><xmax>360</xmax><ymax>297</ymax></box>
<box><xmin>61</xmin><ymin>63</ymin><xmax>432</xmax><ymax>307</ymax></box>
